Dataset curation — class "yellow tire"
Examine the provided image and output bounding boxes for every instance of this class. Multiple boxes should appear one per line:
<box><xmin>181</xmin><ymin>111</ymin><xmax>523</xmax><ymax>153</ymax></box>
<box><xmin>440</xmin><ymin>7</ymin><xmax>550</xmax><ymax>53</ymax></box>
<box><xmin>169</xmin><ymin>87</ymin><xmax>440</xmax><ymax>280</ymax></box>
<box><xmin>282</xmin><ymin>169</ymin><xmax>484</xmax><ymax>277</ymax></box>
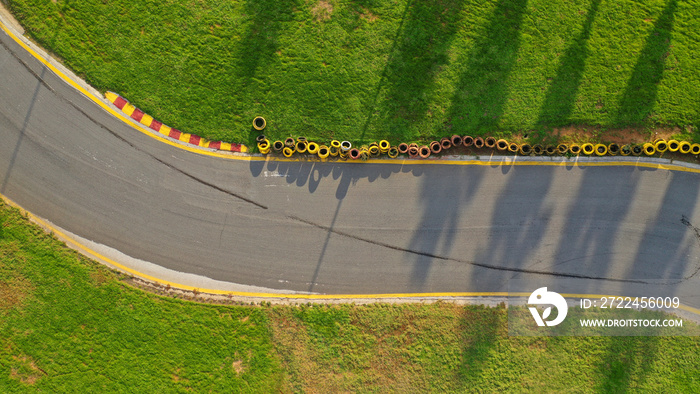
<box><xmin>691</xmin><ymin>144</ymin><xmax>700</xmax><ymax>155</ymax></box>
<box><xmin>508</xmin><ymin>142</ymin><xmax>519</xmax><ymax>153</ymax></box>
<box><xmin>253</xmin><ymin>116</ymin><xmax>266</xmax><ymax>131</ymax></box>
<box><xmin>667</xmin><ymin>140</ymin><xmax>680</xmax><ymax>152</ymax></box>
<box><xmin>295</xmin><ymin>140</ymin><xmax>307</xmax><ymax>153</ymax></box>
<box><xmin>594</xmin><ymin>144</ymin><xmax>607</xmax><ymax>156</ymax></box>
<box><xmin>379</xmin><ymin>140</ymin><xmax>390</xmax><ymax>153</ymax></box>
<box><xmin>569</xmin><ymin>144</ymin><xmax>581</xmax><ymax>155</ymax></box>
<box><xmin>679</xmin><ymin>141</ymin><xmax>691</xmax><ymax>154</ymax></box>
<box><xmin>329</xmin><ymin>146</ymin><xmax>340</xmax><ymax>157</ymax></box>
<box><xmin>318</xmin><ymin>145</ymin><xmax>330</xmax><ymax>160</ymax></box>
<box><xmin>620</xmin><ymin>145</ymin><xmax>632</xmax><ymax>156</ymax></box>
<box><xmin>369</xmin><ymin>145</ymin><xmax>381</xmax><ymax>157</ymax></box>
<box><xmin>307</xmin><ymin>142</ymin><xmax>320</xmax><ymax>155</ymax></box>
<box><xmin>283</xmin><ymin>147</ymin><xmax>295</xmax><ymax>158</ymax></box>
<box><xmin>655</xmin><ymin>140</ymin><xmax>668</xmax><ymax>153</ymax></box>
<box><xmin>330</xmin><ymin>140</ymin><xmax>341</xmax><ymax>149</ymax></box>
<box><xmin>388</xmin><ymin>147</ymin><xmax>399</xmax><ymax>158</ymax></box>
<box><xmin>496</xmin><ymin>139</ymin><xmax>509</xmax><ymax>151</ymax></box>
<box><xmin>643</xmin><ymin>143</ymin><xmax>656</xmax><ymax>156</ymax></box>
<box><xmin>581</xmin><ymin>143</ymin><xmax>594</xmax><ymax>155</ymax></box>
<box><xmin>519</xmin><ymin>144</ymin><xmax>532</xmax><ymax>155</ymax></box>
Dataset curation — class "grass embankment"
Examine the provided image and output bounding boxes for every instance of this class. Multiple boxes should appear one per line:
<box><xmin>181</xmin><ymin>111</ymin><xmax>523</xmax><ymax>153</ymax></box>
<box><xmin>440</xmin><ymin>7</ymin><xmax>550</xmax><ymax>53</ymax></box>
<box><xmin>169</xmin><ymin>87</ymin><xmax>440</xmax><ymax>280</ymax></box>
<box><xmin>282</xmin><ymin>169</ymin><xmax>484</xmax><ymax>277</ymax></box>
<box><xmin>1</xmin><ymin>201</ymin><xmax>699</xmax><ymax>392</ymax></box>
<box><xmin>6</xmin><ymin>0</ymin><xmax>700</xmax><ymax>147</ymax></box>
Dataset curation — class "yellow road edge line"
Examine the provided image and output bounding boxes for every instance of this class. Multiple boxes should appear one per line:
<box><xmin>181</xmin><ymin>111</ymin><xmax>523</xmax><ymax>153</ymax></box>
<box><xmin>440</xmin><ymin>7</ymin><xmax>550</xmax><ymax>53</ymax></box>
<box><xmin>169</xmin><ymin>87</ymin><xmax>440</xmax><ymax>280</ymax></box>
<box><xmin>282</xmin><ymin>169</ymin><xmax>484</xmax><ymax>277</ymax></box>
<box><xmin>4</xmin><ymin>18</ymin><xmax>700</xmax><ymax>173</ymax></box>
<box><xmin>3</xmin><ymin>191</ymin><xmax>700</xmax><ymax>318</ymax></box>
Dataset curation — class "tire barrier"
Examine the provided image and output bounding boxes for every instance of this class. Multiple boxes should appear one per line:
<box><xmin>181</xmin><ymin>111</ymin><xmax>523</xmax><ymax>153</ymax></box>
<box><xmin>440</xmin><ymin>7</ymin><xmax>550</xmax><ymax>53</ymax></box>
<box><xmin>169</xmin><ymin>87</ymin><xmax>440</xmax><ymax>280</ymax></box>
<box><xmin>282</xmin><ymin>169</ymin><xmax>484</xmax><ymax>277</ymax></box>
<box><xmin>256</xmin><ymin>135</ymin><xmax>266</xmax><ymax>144</ymax></box>
<box><xmin>440</xmin><ymin>137</ymin><xmax>452</xmax><ymax>150</ymax></box>
<box><xmin>621</xmin><ymin>144</ymin><xmax>632</xmax><ymax>156</ymax></box>
<box><xmin>557</xmin><ymin>144</ymin><xmax>568</xmax><ymax>155</ymax></box>
<box><xmin>484</xmin><ymin>136</ymin><xmax>496</xmax><ymax>148</ymax></box>
<box><xmin>668</xmin><ymin>140</ymin><xmax>680</xmax><ymax>152</ymax></box>
<box><xmin>419</xmin><ymin>145</ymin><xmax>431</xmax><ymax>159</ymax></box>
<box><xmin>545</xmin><ymin>145</ymin><xmax>556</xmax><ymax>155</ymax></box>
<box><xmin>318</xmin><ymin>145</ymin><xmax>330</xmax><ymax>160</ymax></box>
<box><xmin>285</xmin><ymin>137</ymin><xmax>295</xmax><ymax>148</ymax></box>
<box><xmin>463</xmin><ymin>136</ymin><xmax>474</xmax><ymax>147</ymax></box>
<box><xmin>379</xmin><ymin>140</ymin><xmax>391</xmax><ymax>153</ymax></box>
<box><xmin>341</xmin><ymin>141</ymin><xmax>352</xmax><ymax>152</ymax></box>
<box><xmin>283</xmin><ymin>146</ymin><xmax>295</xmax><ymax>158</ymax></box>
<box><xmin>509</xmin><ymin>142</ymin><xmax>519</xmax><ymax>153</ymax></box>
<box><xmin>272</xmin><ymin>140</ymin><xmax>284</xmax><ymax>152</ymax></box>
<box><xmin>632</xmin><ymin>144</ymin><xmax>643</xmax><ymax>156</ymax></box>
<box><xmin>398</xmin><ymin>143</ymin><xmax>409</xmax><ymax>154</ymax></box>
<box><xmin>655</xmin><ymin>140</ymin><xmax>668</xmax><ymax>153</ymax></box>
<box><xmin>607</xmin><ymin>143</ymin><xmax>620</xmax><ymax>156</ymax></box>
<box><xmin>581</xmin><ymin>143</ymin><xmax>594</xmax><ymax>155</ymax></box>
<box><xmin>349</xmin><ymin>148</ymin><xmax>361</xmax><ymax>160</ymax></box>
<box><xmin>692</xmin><ymin>144</ymin><xmax>700</xmax><ymax>155</ymax></box>
<box><xmin>569</xmin><ymin>144</ymin><xmax>581</xmax><ymax>155</ymax></box>
<box><xmin>497</xmin><ymin>139</ymin><xmax>509</xmax><ymax>151</ymax></box>
<box><xmin>594</xmin><ymin>144</ymin><xmax>607</xmax><ymax>156</ymax></box>
<box><xmin>451</xmin><ymin>135</ymin><xmax>463</xmax><ymax>146</ymax></box>
<box><xmin>679</xmin><ymin>141</ymin><xmax>691</xmax><ymax>154</ymax></box>
<box><xmin>643</xmin><ymin>143</ymin><xmax>656</xmax><ymax>156</ymax></box>
<box><xmin>519</xmin><ymin>144</ymin><xmax>532</xmax><ymax>155</ymax></box>
<box><xmin>430</xmin><ymin>141</ymin><xmax>442</xmax><ymax>154</ymax></box>
<box><xmin>329</xmin><ymin>145</ymin><xmax>340</xmax><ymax>157</ymax></box>
<box><xmin>533</xmin><ymin>145</ymin><xmax>544</xmax><ymax>155</ymax></box>
<box><xmin>307</xmin><ymin>141</ymin><xmax>320</xmax><ymax>155</ymax></box>
<box><xmin>474</xmin><ymin>137</ymin><xmax>485</xmax><ymax>149</ymax></box>
<box><xmin>253</xmin><ymin>116</ymin><xmax>266</xmax><ymax>131</ymax></box>
<box><xmin>331</xmin><ymin>140</ymin><xmax>341</xmax><ymax>149</ymax></box>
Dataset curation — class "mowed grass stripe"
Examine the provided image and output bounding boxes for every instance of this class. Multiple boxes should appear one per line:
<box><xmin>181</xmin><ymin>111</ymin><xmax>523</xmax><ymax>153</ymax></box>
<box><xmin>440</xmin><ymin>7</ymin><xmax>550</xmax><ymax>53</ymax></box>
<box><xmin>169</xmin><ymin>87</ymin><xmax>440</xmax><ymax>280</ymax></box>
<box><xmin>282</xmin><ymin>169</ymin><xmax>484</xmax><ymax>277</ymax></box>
<box><xmin>5</xmin><ymin>0</ymin><xmax>699</xmax><ymax>147</ymax></box>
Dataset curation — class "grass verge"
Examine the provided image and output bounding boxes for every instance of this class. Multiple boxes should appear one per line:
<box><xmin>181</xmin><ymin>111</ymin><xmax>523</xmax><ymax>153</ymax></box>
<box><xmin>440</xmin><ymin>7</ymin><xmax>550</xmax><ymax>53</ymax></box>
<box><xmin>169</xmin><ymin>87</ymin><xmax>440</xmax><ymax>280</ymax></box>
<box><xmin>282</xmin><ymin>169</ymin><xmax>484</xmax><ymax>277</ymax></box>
<box><xmin>1</xmin><ymin>201</ymin><xmax>699</xmax><ymax>392</ymax></box>
<box><xmin>5</xmin><ymin>0</ymin><xmax>699</xmax><ymax>147</ymax></box>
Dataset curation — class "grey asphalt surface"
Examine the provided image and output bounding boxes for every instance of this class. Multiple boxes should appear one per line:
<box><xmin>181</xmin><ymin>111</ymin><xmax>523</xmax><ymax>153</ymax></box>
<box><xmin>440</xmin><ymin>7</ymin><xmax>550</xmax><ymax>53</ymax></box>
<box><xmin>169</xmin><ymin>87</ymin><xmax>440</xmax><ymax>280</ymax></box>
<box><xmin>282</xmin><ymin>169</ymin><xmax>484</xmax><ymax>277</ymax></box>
<box><xmin>1</xmin><ymin>26</ymin><xmax>700</xmax><ymax>308</ymax></box>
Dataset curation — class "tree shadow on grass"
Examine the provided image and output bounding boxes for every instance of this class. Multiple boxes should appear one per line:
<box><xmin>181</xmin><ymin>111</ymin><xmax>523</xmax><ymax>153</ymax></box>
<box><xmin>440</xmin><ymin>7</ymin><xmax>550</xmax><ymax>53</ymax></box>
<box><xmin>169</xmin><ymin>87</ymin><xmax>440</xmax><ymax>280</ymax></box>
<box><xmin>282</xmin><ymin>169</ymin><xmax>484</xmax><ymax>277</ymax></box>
<box><xmin>616</xmin><ymin>0</ymin><xmax>678</xmax><ymax>126</ymax></box>
<box><xmin>444</xmin><ymin>0</ymin><xmax>528</xmax><ymax>136</ymax></box>
<box><xmin>361</xmin><ymin>0</ymin><xmax>466</xmax><ymax>143</ymax></box>
<box><xmin>534</xmin><ymin>0</ymin><xmax>601</xmax><ymax>140</ymax></box>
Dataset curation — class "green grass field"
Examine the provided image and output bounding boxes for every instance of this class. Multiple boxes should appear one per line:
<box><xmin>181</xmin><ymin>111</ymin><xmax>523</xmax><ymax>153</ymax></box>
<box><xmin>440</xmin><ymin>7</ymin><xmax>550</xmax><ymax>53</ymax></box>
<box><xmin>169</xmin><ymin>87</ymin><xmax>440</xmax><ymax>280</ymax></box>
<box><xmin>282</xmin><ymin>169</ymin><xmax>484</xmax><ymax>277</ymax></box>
<box><xmin>6</xmin><ymin>0</ymin><xmax>700</xmax><ymax>147</ymax></box>
<box><xmin>1</xmin><ymin>201</ymin><xmax>699</xmax><ymax>392</ymax></box>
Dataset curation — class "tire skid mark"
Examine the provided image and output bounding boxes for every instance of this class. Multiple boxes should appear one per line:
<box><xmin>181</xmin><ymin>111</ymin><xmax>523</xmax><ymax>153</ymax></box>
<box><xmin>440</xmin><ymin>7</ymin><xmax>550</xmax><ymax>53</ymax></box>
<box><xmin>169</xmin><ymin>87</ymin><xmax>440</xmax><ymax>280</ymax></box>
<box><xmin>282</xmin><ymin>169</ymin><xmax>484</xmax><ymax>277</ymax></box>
<box><xmin>287</xmin><ymin>215</ymin><xmax>649</xmax><ymax>284</ymax></box>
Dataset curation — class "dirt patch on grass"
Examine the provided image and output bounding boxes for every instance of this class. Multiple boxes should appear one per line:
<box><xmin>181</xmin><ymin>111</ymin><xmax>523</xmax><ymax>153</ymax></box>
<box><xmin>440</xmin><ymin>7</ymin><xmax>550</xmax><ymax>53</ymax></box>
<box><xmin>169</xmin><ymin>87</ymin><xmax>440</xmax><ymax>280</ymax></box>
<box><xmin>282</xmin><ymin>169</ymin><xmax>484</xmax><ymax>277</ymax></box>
<box><xmin>552</xmin><ymin>125</ymin><xmax>684</xmax><ymax>144</ymax></box>
<box><xmin>311</xmin><ymin>0</ymin><xmax>333</xmax><ymax>22</ymax></box>
<box><xmin>9</xmin><ymin>354</ymin><xmax>46</xmax><ymax>385</ymax></box>
<box><xmin>232</xmin><ymin>360</ymin><xmax>245</xmax><ymax>374</ymax></box>
<box><xmin>0</xmin><ymin>274</ymin><xmax>33</xmax><ymax>312</ymax></box>
<box><xmin>359</xmin><ymin>7</ymin><xmax>378</xmax><ymax>23</ymax></box>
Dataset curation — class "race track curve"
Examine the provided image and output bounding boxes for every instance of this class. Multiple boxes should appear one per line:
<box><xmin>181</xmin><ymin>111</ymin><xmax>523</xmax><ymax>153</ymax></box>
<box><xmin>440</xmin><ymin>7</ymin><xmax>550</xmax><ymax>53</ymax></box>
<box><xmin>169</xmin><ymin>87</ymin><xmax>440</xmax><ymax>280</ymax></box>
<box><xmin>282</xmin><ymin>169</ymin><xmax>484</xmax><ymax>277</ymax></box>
<box><xmin>1</xmin><ymin>22</ymin><xmax>700</xmax><ymax>310</ymax></box>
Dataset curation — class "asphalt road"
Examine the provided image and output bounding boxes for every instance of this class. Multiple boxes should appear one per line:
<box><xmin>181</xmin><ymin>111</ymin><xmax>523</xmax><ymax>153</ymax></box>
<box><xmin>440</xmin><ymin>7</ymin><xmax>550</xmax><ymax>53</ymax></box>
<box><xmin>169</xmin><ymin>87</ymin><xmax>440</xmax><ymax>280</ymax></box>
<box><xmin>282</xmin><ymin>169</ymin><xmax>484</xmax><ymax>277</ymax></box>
<box><xmin>1</xmin><ymin>25</ymin><xmax>700</xmax><ymax>308</ymax></box>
